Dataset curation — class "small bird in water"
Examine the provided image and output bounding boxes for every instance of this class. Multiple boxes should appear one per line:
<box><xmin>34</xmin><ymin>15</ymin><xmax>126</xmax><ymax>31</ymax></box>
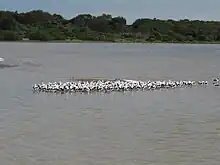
<box><xmin>212</xmin><ymin>77</ymin><xmax>220</xmax><ymax>86</ymax></box>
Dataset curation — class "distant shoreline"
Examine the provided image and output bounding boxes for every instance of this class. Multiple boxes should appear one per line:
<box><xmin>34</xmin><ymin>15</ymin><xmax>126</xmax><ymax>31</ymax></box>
<box><xmin>1</xmin><ymin>10</ymin><xmax>220</xmax><ymax>45</ymax></box>
<box><xmin>1</xmin><ymin>39</ymin><xmax>220</xmax><ymax>45</ymax></box>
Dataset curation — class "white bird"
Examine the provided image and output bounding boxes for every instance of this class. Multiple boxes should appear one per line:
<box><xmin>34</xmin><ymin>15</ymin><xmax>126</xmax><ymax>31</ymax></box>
<box><xmin>0</xmin><ymin>57</ymin><xmax>4</xmax><ymax>62</ymax></box>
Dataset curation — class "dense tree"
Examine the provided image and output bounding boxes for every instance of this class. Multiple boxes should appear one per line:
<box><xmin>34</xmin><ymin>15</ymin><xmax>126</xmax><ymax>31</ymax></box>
<box><xmin>1</xmin><ymin>9</ymin><xmax>220</xmax><ymax>42</ymax></box>
<box><xmin>69</xmin><ymin>14</ymin><xmax>93</xmax><ymax>27</ymax></box>
<box><xmin>0</xmin><ymin>30</ymin><xmax>21</xmax><ymax>41</ymax></box>
<box><xmin>28</xmin><ymin>30</ymin><xmax>53</xmax><ymax>41</ymax></box>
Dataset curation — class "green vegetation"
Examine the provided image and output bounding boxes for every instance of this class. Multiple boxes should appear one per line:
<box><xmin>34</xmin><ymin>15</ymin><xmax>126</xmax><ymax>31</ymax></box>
<box><xmin>1</xmin><ymin>10</ymin><xmax>220</xmax><ymax>43</ymax></box>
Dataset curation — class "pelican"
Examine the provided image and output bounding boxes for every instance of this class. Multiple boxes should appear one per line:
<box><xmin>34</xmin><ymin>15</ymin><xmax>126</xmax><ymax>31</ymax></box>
<box><xmin>212</xmin><ymin>77</ymin><xmax>220</xmax><ymax>86</ymax></box>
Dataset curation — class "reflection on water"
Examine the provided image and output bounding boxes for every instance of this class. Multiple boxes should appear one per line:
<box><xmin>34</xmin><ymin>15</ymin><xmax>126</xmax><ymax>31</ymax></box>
<box><xmin>0</xmin><ymin>63</ymin><xmax>18</xmax><ymax>69</ymax></box>
<box><xmin>0</xmin><ymin>42</ymin><xmax>220</xmax><ymax>165</ymax></box>
<box><xmin>0</xmin><ymin>57</ymin><xmax>42</xmax><ymax>70</ymax></box>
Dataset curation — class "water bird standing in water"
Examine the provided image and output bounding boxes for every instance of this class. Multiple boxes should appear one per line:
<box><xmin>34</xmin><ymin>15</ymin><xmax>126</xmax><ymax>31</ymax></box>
<box><xmin>212</xmin><ymin>77</ymin><xmax>220</xmax><ymax>86</ymax></box>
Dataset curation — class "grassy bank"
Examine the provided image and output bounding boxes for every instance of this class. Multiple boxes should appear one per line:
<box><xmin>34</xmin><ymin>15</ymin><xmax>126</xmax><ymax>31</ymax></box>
<box><xmin>3</xmin><ymin>38</ymin><xmax>220</xmax><ymax>45</ymax></box>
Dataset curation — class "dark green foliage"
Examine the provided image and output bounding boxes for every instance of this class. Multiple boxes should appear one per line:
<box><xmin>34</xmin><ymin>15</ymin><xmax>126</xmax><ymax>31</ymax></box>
<box><xmin>28</xmin><ymin>30</ymin><xmax>54</xmax><ymax>41</ymax></box>
<box><xmin>0</xmin><ymin>10</ymin><xmax>220</xmax><ymax>43</ymax></box>
<box><xmin>0</xmin><ymin>30</ymin><xmax>21</xmax><ymax>41</ymax></box>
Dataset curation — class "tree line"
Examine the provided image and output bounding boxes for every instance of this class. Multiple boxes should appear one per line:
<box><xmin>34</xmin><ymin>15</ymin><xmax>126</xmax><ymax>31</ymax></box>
<box><xmin>1</xmin><ymin>10</ymin><xmax>220</xmax><ymax>43</ymax></box>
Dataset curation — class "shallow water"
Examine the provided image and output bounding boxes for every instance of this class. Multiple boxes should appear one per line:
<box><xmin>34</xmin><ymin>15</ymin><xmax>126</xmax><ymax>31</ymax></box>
<box><xmin>0</xmin><ymin>42</ymin><xmax>220</xmax><ymax>165</ymax></box>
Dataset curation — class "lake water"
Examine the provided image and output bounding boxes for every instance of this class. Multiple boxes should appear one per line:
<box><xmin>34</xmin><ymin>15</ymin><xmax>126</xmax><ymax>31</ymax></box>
<box><xmin>0</xmin><ymin>42</ymin><xmax>220</xmax><ymax>165</ymax></box>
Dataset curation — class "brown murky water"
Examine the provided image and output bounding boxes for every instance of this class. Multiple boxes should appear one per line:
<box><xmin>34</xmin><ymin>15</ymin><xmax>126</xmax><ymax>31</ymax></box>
<box><xmin>0</xmin><ymin>42</ymin><xmax>220</xmax><ymax>165</ymax></box>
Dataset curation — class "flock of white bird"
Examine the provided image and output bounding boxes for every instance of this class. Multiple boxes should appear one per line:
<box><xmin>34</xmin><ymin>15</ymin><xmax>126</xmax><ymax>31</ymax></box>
<box><xmin>32</xmin><ymin>78</ymin><xmax>220</xmax><ymax>94</ymax></box>
<box><xmin>1</xmin><ymin>56</ymin><xmax>219</xmax><ymax>93</ymax></box>
<box><xmin>1</xmin><ymin>56</ymin><xmax>219</xmax><ymax>94</ymax></box>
